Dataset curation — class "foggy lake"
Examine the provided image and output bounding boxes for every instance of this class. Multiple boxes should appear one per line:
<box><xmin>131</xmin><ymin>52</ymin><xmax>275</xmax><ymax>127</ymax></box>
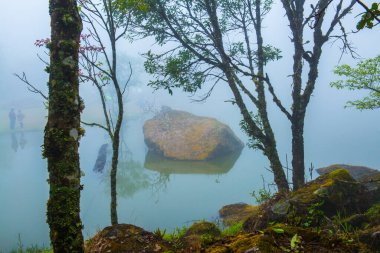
<box><xmin>1</xmin><ymin>0</ymin><xmax>379</xmax><ymax>252</ymax></box>
<box><xmin>0</xmin><ymin>116</ymin><xmax>272</xmax><ymax>252</ymax></box>
<box><xmin>0</xmin><ymin>88</ymin><xmax>379</xmax><ymax>251</ymax></box>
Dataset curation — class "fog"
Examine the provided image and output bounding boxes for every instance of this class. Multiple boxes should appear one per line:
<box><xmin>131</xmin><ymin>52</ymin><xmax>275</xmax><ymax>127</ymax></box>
<box><xmin>0</xmin><ymin>0</ymin><xmax>379</xmax><ymax>251</ymax></box>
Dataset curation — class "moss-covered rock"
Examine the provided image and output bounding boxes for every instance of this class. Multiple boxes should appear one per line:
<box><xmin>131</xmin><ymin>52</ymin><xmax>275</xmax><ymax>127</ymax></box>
<box><xmin>186</xmin><ymin>221</ymin><xmax>221</xmax><ymax>237</ymax></box>
<box><xmin>85</xmin><ymin>224</ymin><xmax>173</xmax><ymax>253</ymax></box>
<box><xmin>219</xmin><ymin>203</ymin><xmax>259</xmax><ymax>226</ymax></box>
<box><xmin>143</xmin><ymin>107</ymin><xmax>244</xmax><ymax>161</ymax></box>
<box><xmin>317</xmin><ymin>164</ymin><xmax>380</xmax><ymax>206</ymax></box>
<box><xmin>244</xmin><ymin>169</ymin><xmax>368</xmax><ymax>231</ymax></box>
<box><xmin>179</xmin><ymin>221</ymin><xmax>222</xmax><ymax>252</ymax></box>
<box><xmin>317</xmin><ymin>164</ymin><xmax>380</xmax><ymax>181</ymax></box>
<box><xmin>206</xmin><ymin>224</ymin><xmax>370</xmax><ymax>253</ymax></box>
<box><xmin>358</xmin><ymin>224</ymin><xmax>380</xmax><ymax>252</ymax></box>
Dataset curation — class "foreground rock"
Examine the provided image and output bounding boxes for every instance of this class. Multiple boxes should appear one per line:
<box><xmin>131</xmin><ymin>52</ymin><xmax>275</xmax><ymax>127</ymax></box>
<box><xmin>219</xmin><ymin>203</ymin><xmax>259</xmax><ymax>225</ymax></box>
<box><xmin>317</xmin><ymin>164</ymin><xmax>380</xmax><ymax>181</ymax></box>
<box><xmin>86</xmin><ymin>169</ymin><xmax>379</xmax><ymax>252</ymax></box>
<box><xmin>243</xmin><ymin>169</ymin><xmax>369</xmax><ymax>232</ymax></box>
<box><xmin>143</xmin><ymin>107</ymin><xmax>244</xmax><ymax>160</ymax></box>
<box><xmin>207</xmin><ymin>224</ymin><xmax>370</xmax><ymax>253</ymax></box>
<box><xmin>85</xmin><ymin>224</ymin><xmax>173</xmax><ymax>253</ymax></box>
<box><xmin>317</xmin><ymin>164</ymin><xmax>380</xmax><ymax>205</ymax></box>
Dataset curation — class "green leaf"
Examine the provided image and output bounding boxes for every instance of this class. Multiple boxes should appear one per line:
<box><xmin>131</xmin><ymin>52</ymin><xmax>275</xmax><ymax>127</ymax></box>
<box><xmin>280</xmin><ymin>246</ymin><xmax>291</xmax><ymax>252</ymax></box>
<box><xmin>291</xmin><ymin>234</ymin><xmax>301</xmax><ymax>249</ymax></box>
<box><xmin>272</xmin><ymin>228</ymin><xmax>285</xmax><ymax>234</ymax></box>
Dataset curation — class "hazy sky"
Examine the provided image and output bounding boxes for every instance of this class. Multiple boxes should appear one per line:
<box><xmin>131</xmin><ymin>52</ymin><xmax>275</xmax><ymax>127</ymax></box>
<box><xmin>0</xmin><ymin>0</ymin><xmax>379</xmax><ymax>169</ymax></box>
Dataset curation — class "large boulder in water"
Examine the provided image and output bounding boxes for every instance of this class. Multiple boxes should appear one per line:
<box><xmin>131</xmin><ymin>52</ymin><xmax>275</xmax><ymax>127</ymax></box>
<box><xmin>143</xmin><ymin>107</ymin><xmax>244</xmax><ymax>160</ymax></box>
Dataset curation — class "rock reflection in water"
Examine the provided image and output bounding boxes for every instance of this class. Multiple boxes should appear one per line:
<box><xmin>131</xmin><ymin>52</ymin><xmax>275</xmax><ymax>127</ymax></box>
<box><xmin>144</xmin><ymin>150</ymin><xmax>242</xmax><ymax>174</ymax></box>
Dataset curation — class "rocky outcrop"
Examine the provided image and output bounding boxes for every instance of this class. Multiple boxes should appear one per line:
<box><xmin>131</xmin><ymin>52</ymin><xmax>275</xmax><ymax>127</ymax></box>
<box><xmin>317</xmin><ymin>164</ymin><xmax>380</xmax><ymax>181</ymax></box>
<box><xmin>85</xmin><ymin>169</ymin><xmax>379</xmax><ymax>253</ymax></box>
<box><xmin>317</xmin><ymin>164</ymin><xmax>380</xmax><ymax>204</ymax></box>
<box><xmin>143</xmin><ymin>107</ymin><xmax>244</xmax><ymax>160</ymax></box>
<box><xmin>243</xmin><ymin>169</ymin><xmax>369</xmax><ymax>232</ymax></box>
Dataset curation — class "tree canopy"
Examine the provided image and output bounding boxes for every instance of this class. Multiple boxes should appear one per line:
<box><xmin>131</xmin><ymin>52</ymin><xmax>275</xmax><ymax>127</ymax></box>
<box><xmin>331</xmin><ymin>55</ymin><xmax>380</xmax><ymax>110</ymax></box>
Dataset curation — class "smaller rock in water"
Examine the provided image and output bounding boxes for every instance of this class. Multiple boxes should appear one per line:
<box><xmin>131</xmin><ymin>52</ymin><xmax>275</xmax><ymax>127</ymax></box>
<box><xmin>317</xmin><ymin>164</ymin><xmax>379</xmax><ymax>180</ymax></box>
<box><xmin>93</xmin><ymin>143</ymin><xmax>108</xmax><ymax>173</ymax></box>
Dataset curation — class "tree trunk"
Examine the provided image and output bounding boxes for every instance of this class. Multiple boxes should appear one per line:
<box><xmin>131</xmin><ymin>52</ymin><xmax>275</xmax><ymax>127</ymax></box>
<box><xmin>44</xmin><ymin>0</ymin><xmax>84</xmax><ymax>252</ymax></box>
<box><xmin>110</xmin><ymin>135</ymin><xmax>119</xmax><ymax>225</ymax></box>
<box><xmin>110</xmin><ymin>97</ymin><xmax>123</xmax><ymax>225</ymax></box>
<box><xmin>264</xmin><ymin>143</ymin><xmax>289</xmax><ymax>192</ymax></box>
<box><xmin>206</xmin><ymin>0</ymin><xmax>289</xmax><ymax>192</ymax></box>
<box><xmin>291</xmin><ymin>116</ymin><xmax>305</xmax><ymax>190</ymax></box>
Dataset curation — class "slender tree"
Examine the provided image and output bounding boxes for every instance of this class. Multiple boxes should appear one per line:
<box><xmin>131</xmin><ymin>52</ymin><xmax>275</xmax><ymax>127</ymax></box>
<box><xmin>78</xmin><ymin>0</ymin><xmax>132</xmax><ymax>225</ymax></box>
<box><xmin>44</xmin><ymin>0</ymin><xmax>84</xmax><ymax>252</ymax></box>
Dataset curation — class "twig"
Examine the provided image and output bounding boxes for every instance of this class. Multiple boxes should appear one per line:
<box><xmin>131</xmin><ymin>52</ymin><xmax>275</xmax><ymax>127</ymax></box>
<box><xmin>14</xmin><ymin>72</ymin><xmax>48</xmax><ymax>100</ymax></box>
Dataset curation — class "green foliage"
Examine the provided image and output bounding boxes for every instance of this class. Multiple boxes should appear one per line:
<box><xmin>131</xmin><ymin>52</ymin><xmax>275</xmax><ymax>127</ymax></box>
<box><xmin>133</xmin><ymin>0</ymin><xmax>280</xmax><ymax>97</ymax></box>
<box><xmin>251</xmin><ymin>187</ymin><xmax>273</xmax><ymax>204</ymax></box>
<box><xmin>7</xmin><ymin>234</ymin><xmax>52</xmax><ymax>253</ymax></box>
<box><xmin>332</xmin><ymin>212</ymin><xmax>354</xmax><ymax>234</ymax></box>
<box><xmin>160</xmin><ymin>226</ymin><xmax>188</xmax><ymax>249</ymax></box>
<box><xmin>153</xmin><ymin>228</ymin><xmax>167</xmax><ymax>239</ymax></box>
<box><xmin>240</xmin><ymin>112</ymin><xmax>264</xmax><ymax>150</ymax></box>
<box><xmin>290</xmin><ymin>233</ymin><xmax>302</xmax><ymax>252</ymax></box>
<box><xmin>331</xmin><ymin>55</ymin><xmax>380</xmax><ymax>110</ymax></box>
<box><xmin>272</xmin><ymin>227</ymin><xmax>285</xmax><ymax>234</ymax></box>
<box><xmin>280</xmin><ymin>233</ymin><xmax>302</xmax><ymax>253</ymax></box>
<box><xmin>357</xmin><ymin>2</ymin><xmax>380</xmax><ymax>30</ymax></box>
<box><xmin>221</xmin><ymin>222</ymin><xmax>243</xmax><ymax>236</ymax></box>
<box><xmin>303</xmin><ymin>200</ymin><xmax>325</xmax><ymax>228</ymax></box>
<box><xmin>115</xmin><ymin>0</ymin><xmax>149</xmax><ymax>12</ymax></box>
<box><xmin>144</xmin><ymin>49</ymin><xmax>205</xmax><ymax>95</ymax></box>
<box><xmin>162</xmin><ymin>226</ymin><xmax>188</xmax><ymax>242</ymax></box>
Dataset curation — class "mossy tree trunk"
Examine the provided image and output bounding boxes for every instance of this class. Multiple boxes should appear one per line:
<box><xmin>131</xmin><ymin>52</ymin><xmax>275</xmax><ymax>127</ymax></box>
<box><xmin>44</xmin><ymin>0</ymin><xmax>84</xmax><ymax>252</ymax></box>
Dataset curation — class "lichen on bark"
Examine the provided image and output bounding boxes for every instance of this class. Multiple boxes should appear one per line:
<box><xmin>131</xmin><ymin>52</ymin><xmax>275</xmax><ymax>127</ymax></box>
<box><xmin>44</xmin><ymin>0</ymin><xmax>84</xmax><ymax>252</ymax></box>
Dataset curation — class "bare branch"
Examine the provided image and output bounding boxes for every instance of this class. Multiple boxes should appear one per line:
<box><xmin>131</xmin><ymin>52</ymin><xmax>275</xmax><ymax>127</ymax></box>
<box><xmin>14</xmin><ymin>72</ymin><xmax>48</xmax><ymax>100</ymax></box>
<box><xmin>81</xmin><ymin>121</ymin><xmax>108</xmax><ymax>132</ymax></box>
<box><xmin>122</xmin><ymin>62</ymin><xmax>133</xmax><ymax>95</ymax></box>
<box><xmin>264</xmin><ymin>73</ymin><xmax>292</xmax><ymax>120</ymax></box>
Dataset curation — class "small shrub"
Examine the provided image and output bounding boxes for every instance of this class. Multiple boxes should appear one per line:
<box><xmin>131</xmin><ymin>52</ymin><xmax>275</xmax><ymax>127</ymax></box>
<box><xmin>251</xmin><ymin>188</ymin><xmax>273</xmax><ymax>204</ymax></box>
<box><xmin>222</xmin><ymin>222</ymin><xmax>243</xmax><ymax>236</ymax></box>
